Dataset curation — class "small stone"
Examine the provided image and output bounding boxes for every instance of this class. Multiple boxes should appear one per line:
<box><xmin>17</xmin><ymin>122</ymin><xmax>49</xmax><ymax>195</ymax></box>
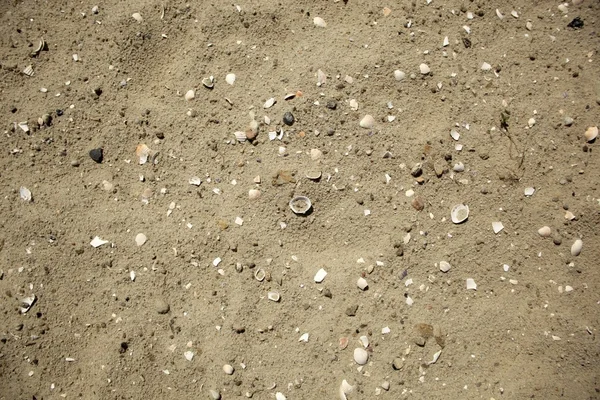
<box><xmin>345</xmin><ymin>304</ymin><xmax>358</xmax><ymax>316</ymax></box>
<box><xmin>209</xmin><ymin>389</ymin><xmax>221</xmax><ymax>400</ymax></box>
<box><xmin>89</xmin><ymin>148</ymin><xmax>103</xmax><ymax>163</ymax></box>
<box><xmin>155</xmin><ymin>298</ymin><xmax>170</xmax><ymax>314</ymax></box>
<box><xmin>357</xmin><ymin>277</ymin><xmax>368</xmax><ymax>290</ymax></box>
<box><xmin>232</xmin><ymin>324</ymin><xmax>246</xmax><ymax>333</ymax></box>
<box><xmin>394</xmin><ymin>70</ymin><xmax>406</xmax><ymax>81</ymax></box>
<box><xmin>552</xmin><ymin>235</ymin><xmax>562</xmax><ymax>246</ymax></box>
<box><xmin>392</xmin><ymin>358</ymin><xmax>405</xmax><ymax>370</ymax></box>
<box><xmin>326</xmin><ymin>100</ymin><xmax>337</xmax><ymax>110</ymax></box>
<box><xmin>419</xmin><ymin>63</ymin><xmax>430</xmax><ymax>75</ymax></box>
<box><xmin>135</xmin><ymin>233</ymin><xmax>147</xmax><ymax>246</ymax></box>
<box><xmin>414</xmin><ymin>337</ymin><xmax>426</xmax><ymax>346</ymax></box>
<box><xmin>70</xmin><ymin>160</ymin><xmax>80</xmax><ymax>167</ymax></box>
<box><xmin>223</xmin><ymin>364</ymin><xmax>234</xmax><ymax>375</ymax></box>
<box><xmin>538</xmin><ymin>226</ymin><xmax>552</xmax><ymax>237</ymax></box>
<box><xmin>381</xmin><ymin>381</ymin><xmax>390</xmax><ymax>391</ymax></box>
<box><xmin>411</xmin><ymin>197</ymin><xmax>424</xmax><ymax>211</ymax></box>
<box><xmin>184</xmin><ymin>90</ymin><xmax>195</xmax><ymax>101</ymax></box>
<box><xmin>283</xmin><ymin>112</ymin><xmax>295</xmax><ymax>126</ymax></box>
<box><xmin>359</xmin><ymin>115</ymin><xmax>374</xmax><ymax>129</ymax></box>
<box><xmin>410</xmin><ymin>163</ymin><xmax>422</xmax><ymax>177</ymax></box>
<box><xmin>564</xmin><ymin>117</ymin><xmax>574</xmax><ymax>126</ymax></box>
<box><xmin>322</xmin><ymin>288</ymin><xmax>332</xmax><ymax>298</ymax></box>
<box><xmin>571</xmin><ymin>239</ymin><xmax>583</xmax><ymax>256</ymax></box>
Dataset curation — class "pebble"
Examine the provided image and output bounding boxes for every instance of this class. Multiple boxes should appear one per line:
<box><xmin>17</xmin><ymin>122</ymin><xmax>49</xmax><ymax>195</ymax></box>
<box><xmin>411</xmin><ymin>197</ymin><xmax>424</xmax><ymax>211</ymax></box>
<box><xmin>209</xmin><ymin>389</ymin><xmax>221</xmax><ymax>400</ymax></box>
<box><xmin>410</xmin><ymin>163</ymin><xmax>423</xmax><ymax>177</ymax></box>
<box><xmin>283</xmin><ymin>112</ymin><xmax>295</xmax><ymax>126</ymax></box>
<box><xmin>155</xmin><ymin>298</ymin><xmax>170</xmax><ymax>314</ymax></box>
<box><xmin>564</xmin><ymin>117</ymin><xmax>574</xmax><ymax>126</ymax></box>
<box><xmin>89</xmin><ymin>148</ymin><xmax>103</xmax><ymax>163</ymax></box>
<box><xmin>353</xmin><ymin>348</ymin><xmax>368</xmax><ymax>365</ymax></box>
<box><xmin>70</xmin><ymin>160</ymin><xmax>80</xmax><ymax>167</ymax></box>
<box><xmin>538</xmin><ymin>226</ymin><xmax>552</xmax><ymax>237</ymax></box>
<box><xmin>313</xmin><ymin>17</ymin><xmax>326</xmax><ymax>28</ymax></box>
<box><xmin>184</xmin><ymin>89</ymin><xmax>195</xmax><ymax>101</ymax></box>
<box><xmin>326</xmin><ymin>100</ymin><xmax>337</xmax><ymax>110</ymax></box>
<box><xmin>381</xmin><ymin>381</ymin><xmax>390</xmax><ymax>391</ymax></box>
<box><xmin>314</xmin><ymin>268</ymin><xmax>327</xmax><ymax>283</ymax></box>
<box><xmin>91</xmin><ymin>5</ymin><xmax>99</xmax><ymax>14</ymax></box>
<box><xmin>419</xmin><ymin>63</ymin><xmax>430</xmax><ymax>75</ymax></box>
<box><xmin>359</xmin><ymin>115</ymin><xmax>374</xmax><ymax>129</ymax></box>
<box><xmin>248</xmin><ymin>189</ymin><xmax>261</xmax><ymax>200</ymax></box>
<box><xmin>223</xmin><ymin>364</ymin><xmax>234</xmax><ymax>375</ymax></box>
<box><xmin>225</xmin><ymin>73</ymin><xmax>236</xmax><ymax>85</ymax></box>
<box><xmin>135</xmin><ymin>233</ymin><xmax>147</xmax><ymax>246</ymax></box>
<box><xmin>392</xmin><ymin>358</ymin><xmax>404</xmax><ymax>370</ymax></box>
<box><xmin>439</xmin><ymin>261</ymin><xmax>451</xmax><ymax>273</ymax></box>
<box><xmin>345</xmin><ymin>304</ymin><xmax>358</xmax><ymax>316</ymax></box>
<box><xmin>571</xmin><ymin>239</ymin><xmax>583</xmax><ymax>256</ymax></box>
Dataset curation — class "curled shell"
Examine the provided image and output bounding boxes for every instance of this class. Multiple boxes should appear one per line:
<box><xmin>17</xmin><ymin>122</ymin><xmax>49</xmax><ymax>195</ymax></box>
<box><xmin>202</xmin><ymin>76</ymin><xmax>214</xmax><ymax>89</ymax></box>
<box><xmin>584</xmin><ymin>126</ymin><xmax>598</xmax><ymax>142</ymax></box>
<box><xmin>289</xmin><ymin>196</ymin><xmax>312</xmax><ymax>215</ymax></box>
<box><xmin>225</xmin><ymin>73</ymin><xmax>236</xmax><ymax>85</ymax></box>
<box><xmin>254</xmin><ymin>268</ymin><xmax>266</xmax><ymax>281</ymax></box>
<box><xmin>267</xmin><ymin>291</ymin><xmax>280</xmax><ymax>302</ymax></box>
<box><xmin>234</xmin><ymin>131</ymin><xmax>247</xmax><ymax>143</ymax></box>
<box><xmin>450</xmin><ymin>204</ymin><xmax>469</xmax><ymax>224</ymax></box>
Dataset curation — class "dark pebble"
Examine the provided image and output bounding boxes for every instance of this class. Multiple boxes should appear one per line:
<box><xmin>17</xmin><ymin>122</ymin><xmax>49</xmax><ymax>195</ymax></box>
<box><xmin>345</xmin><ymin>304</ymin><xmax>358</xmax><ymax>316</ymax></box>
<box><xmin>89</xmin><ymin>148</ymin><xmax>103</xmax><ymax>163</ymax></box>
<box><xmin>326</xmin><ymin>100</ymin><xmax>337</xmax><ymax>110</ymax></box>
<box><xmin>56</xmin><ymin>109</ymin><xmax>63</xmax><ymax>116</ymax></box>
<box><xmin>155</xmin><ymin>131</ymin><xmax>165</xmax><ymax>139</ymax></box>
<box><xmin>322</xmin><ymin>288</ymin><xmax>332</xmax><ymax>298</ymax></box>
<box><xmin>283</xmin><ymin>112</ymin><xmax>295</xmax><ymax>126</ymax></box>
<box><xmin>567</xmin><ymin>17</ymin><xmax>584</xmax><ymax>29</ymax></box>
<box><xmin>154</xmin><ymin>298</ymin><xmax>170</xmax><ymax>314</ymax></box>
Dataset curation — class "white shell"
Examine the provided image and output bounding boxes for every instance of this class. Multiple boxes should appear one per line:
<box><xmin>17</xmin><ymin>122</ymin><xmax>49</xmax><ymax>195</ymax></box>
<box><xmin>394</xmin><ymin>70</ymin><xmax>406</xmax><ymax>81</ymax></box>
<box><xmin>90</xmin><ymin>236</ymin><xmax>109</xmax><ymax>248</ymax></box>
<box><xmin>565</xmin><ymin>211</ymin><xmax>576</xmax><ymax>220</ymax></box>
<box><xmin>442</xmin><ymin>36</ymin><xmax>449</xmax><ymax>47</ymax></box>
<box><xmin>275</xmin><ymin>393</ymin><xmax>286</xmax><ymax>400</ymax></box>
<box><xmin>313</xmin><ymin>17</ymin><xmax>327</xmax><ymax>27</ymax></box>
<box><xmin>524</xmin><ymin>187</ymin><xmax>535</xmax><ymax>196</ymax></box>
<box><xmin>23</xmin><ymin>65</ymin><xmax>34</xmax><ymax>76</ymax></box>
<box><xmin>571</xmin><ymin>239</ymin><xmax>583</xmax><ymax>256</ymax></box>
<box><xmin>419</xmin><ymin>63</ymin><xmax>430</xmax><ymax>74</ymax></box>
<box><xmin>289</xmin><ymin>196</ymin><xmax>312</xmax><ymax>214</ymax></box>
<box><xmin>481</xmin><ymin>62</ymin><xmax>492</xmax><ymax>71</ymax></box>
<box><xmin>189</xmin><ymin>177</ymin><xmax>202</xmax><ymax>186</ymax></box>
<box><xmin>254</xmin><ymin>268</ymin><xmax>266</xmax><ymax>281</ymax></box>
<box><xmin>359</xmin><ymin>335</ymin><xmax>369</xmax><ymax>348</ymax></box>
<box><xmin>130</xmin><ymin>270</ymin><xmax>136</xmax><ymax>281</ymax></box>
<box><xmin>20</xmin><ymin>295</ymin><xmax>36</xmax><ymax>314</ymax></box>
<box><xmin>496</xmin><ymin>9</ymin><xmax>504</xmax><ymax>19</ymax></box>
<box><xmin>353</xmin><ymin>348</ymin><xmax>368</xmax><ymax>365</ymax></box>
<box><xmin>453</xmin><ymin>162</ymin><xmax>465</xmax><ymax>172</ymax></box>
<box><xmin>317</xmin><ymin>69</ymin><xmax>327</xmax><ymax>86</ymax></box>
<box><xmin>314</xmin><ymin>268</ymin><xmax>327</xmax><ymax>283</ymax></box>
<box><xmin>450</xmin><ymin>130</ymin><xmax>460</xmax><ymax>140</ymax></box>
<box><xmin>466</xmin><ymin>278</ymin><xmax>477</xmax><ymax>290</ymax></box>
<box><xmin>223</xmin><ymin>364</ymin><xmax>234</xmax><ymax>375</ymax></box>
<box><xmin>263</xmin><ymin>97</ymin><xmax>276</xmax><ymax>109</ymax></box>
<box><xmin>184</xmin><ymin>351</ymin><xmax>194</xmax><ymax>361</ymax></box>
<box><xmin>492</xmin><ymin>221</ymin><xmax>504</xmax><ymax>234</ymax></box>
<box><xmin>298</xmin><ymin>333</ymin><xmax>309</xmax><ymax>342</ymax></box>
<box><xmin>184</xmin><ymin>89</ymin><xmax>195</xmax><ymax>101</ymax></box>
<box><xmin>450</xmin><ymin>204</ymin><xmax>469</xmax><ymax>224</ymax></box>
<box><xmin>225</xmin><ymin>73</ymin><xmax>236</xmax><ymax>85</ymax></box>
<box><xmin>202</xmin><ymin>76</ymin><xmax>214</xmax><ymax>88</ymax></box>
<box><xmin>359</xmin><ymin>115</ymin><xmax>374</xmax><ymax>129</ymax></box>
<box><xmin>428</xmin><ymin>350</ymin><xmax>442</xmax><ymax>365</ymax></box>
<box><xmin>234</xmin><ymin>131</ymin><xmax>247</xmax><ymax>142</ymax></box>
<box><xmin>132</xmin><ymin>12</ymin><xmax>143</xmax><ymax>22</ymax></box>
<box><xmin>584</xmin><ymin>126</ymin><xmax>598</xmax><ymax>142</ymax></box>
<box><xmin>135</xmin><ymin>233</ymin><xmax>147</xmax><ymax>246</ymax></box>
<box><xmin>20</xmin><ymin>186</ymin><xmax>32</xmax><ymax>202</ymax></box>
<box><xmin>248</xmin><ymin>189</ymin><xmax>261</xmax><ymax>199</ymax></box>
<box><xmin>439</xmin><ymin>261</ymin><xmax>451</xmax><ymax>273</ymax></box>
<box><xmin>357</xmin><ymin>277</ymin><xmax>368</xmax><ymax>290</ymax></box>
<box><xmin>18</xmin><ymin>121</ymin><xmax>30</xmax><ymax>133</ymax></box>
<box><xmin>349</xmin><ymin>99</ymin><xmax>359</xmax><ymax>111</ymax></box>
<box><xmin>267</xmin><ymin>291</ymin><xmax>280</xmax><ymax>302</ymax></box>
<box><xmin>538</xmin><ymin>226</ymin><xmax>552</xmax><ymax>237</ymax></box>
<box><xmin>339</xmin><ymin>380</ymin><xmax>354</xmax><ymax>400</ymax></box>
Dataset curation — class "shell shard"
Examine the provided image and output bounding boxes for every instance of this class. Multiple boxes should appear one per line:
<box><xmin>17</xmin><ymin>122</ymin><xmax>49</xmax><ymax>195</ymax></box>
<box><xmin>289</xmin><ymin>196</ymin><xmax>312</xmax><ymax>214</ymax></box>
<box><xmin>23</xmin><ymin>65</ymin><xmax>34</xmax><ymax>76</ymax></box>
<box><xmin>20</xmin><ymin>186</ymin><xmax>32</xmax><ymax>202</ymax></box>
<box><xmin>450</xmin><ymin>204</ymin><xmax>469</xmax><ymax>224</ymax></box>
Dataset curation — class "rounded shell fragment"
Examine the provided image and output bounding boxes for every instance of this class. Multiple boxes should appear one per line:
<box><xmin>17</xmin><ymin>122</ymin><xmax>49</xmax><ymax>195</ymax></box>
<box><xmin>450</xmin><ymin>204</ymin><xmax>469</xmax><ymax>224</ymax></box>
<box><xmin>538</xmin><ymin>226</ymin><xmax>552</xmax><ymax>237</ymax></box>
<box><xmin>584</xmin><ymin>126</ymin><xmax>598</xmax><ymax>142</ymax></box>
<box><xmin>357</xmin><ymin>277</ymin><xmax>368</xmax><ymax>290</ymax></box>
<box><xmin>353</xmin><ymin>347</ymin><xmax>369</xmax><ymax>365</ymax></box>
<box><xmin>267</xmin><ymin>291</ymin><xmax>280</xmax><ymax>302</ymax></box>
<box><xmin>439</xmin><ymin>261</ymin><xmax>451</xmax><ymax>273</ymax></box>
<box><xmin>313</xmin><ymin>17</ymin><xmax>327</xmax><ymax>27</ymax></box>
<box><xmin>571</xmin><ymin>239</ymin><xmax>583</xmax><ymax>256</ymax></box>
<box><xmin>223</xmin><ymin>364</ymin><xmax>234</xmax><ymax>375</ymax></box>
<box><xmin>289</xmin><ymin>196</ymin><xmax>312</xmax><ymax>215</ymax></box>
<box><xmin>359</xmin><ymin>115</ymin><xmax>374</xmax><ymax>129</ymax></box>
<box><xmin>419</xmin><ymin>63</ymin><xmax>431</xmax><ymax>75</ymax></box>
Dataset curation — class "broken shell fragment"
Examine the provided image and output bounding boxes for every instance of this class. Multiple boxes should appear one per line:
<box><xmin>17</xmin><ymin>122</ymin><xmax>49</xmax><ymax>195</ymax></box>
<box><xmin>267</xmin><ymin>291</ymin><xmax>280</xmax><ymax>302</ymax></box>
<box><xmin>225</xmin><ymin>73</ymin><xmax>236</xmax><ymax>85</ymax></box>
<box><xmin>132</xmin><ymin>12</ymin><xmax>143</xmax><ymax>22</ymax></box>
<box><xmin>305</xmin><ymin>170</ymin><xmax>322</xmax><ymax>180</ymax></box>
<box><xmin>313</xmin><ymin>17</ymin><xmax>327</xmax><ymax>27</ymax></box>
<box><xmin>339</xmin><ymin>380</ymin><xmax>354</xmax><ymax>400</ymax></box>
<box><xmin>357</xmin><ymin>277</ymin><xmax>368</xmax><ymax>290</ymax></box>
<box><xmin>20</xmin><ymin>295</ymin><xmax>36</xmax><ymax>314</ymax></box>
<box><xmin>289</xmin><ymin>196</ymin><xmax>312</xmax><ymax>215</ymax></box>
<box><xmin>136</xmin><ymin>143</ymin><xmax>158</xmax><ymax>164</ymax></box>
<box><xmin>394</xmin><ymin>70</ymin><xmax>406</xmax><ymax>81</ymax></box>
<box><xmin>439</xmin><ymin>261</ymin><xmax>451</xmax><ymax>273</ymax></box>
<box><xmin>571</xmin><ymin>239</ymin><xmax>583</xmax><ymax>256</ymax></box>
<box><xmin>23</xmin><ymin>65</ymin><xmax>34</xmax><ymax>76</ymax></box>
<box><xmin>201</xmin><ymin>76</ymin><xmax>214</xmax><ymax>89</ymax></box>
<box><xmin>450</xmin><ymin>204</ymin><xmax>469</xmax><ymax>224</ymax></box>
<box><xmin>135</xmin><ymin>233</ymin><xmax>147</xmax><ymax>246</ymax></box>
<box><xmin>254</xmin><ymin>268</ymin><xmax>266</xmax><ymax>281</ymax></box>
<box><xmin>584</xmin><ymin>126</ymin><xmax>598</xmax><ymax>142</ymax></box>
<box><xmin>317</xmin><ymin>69</ymin><xmax>327</xmax><ymax>86</ymax></box>
<box><xmin>359</xmin><ymin>115</ymin><xmax>374</xmax><ymax>129</ymax></box>
<box><xmin>538</xmin><ymin>226</ymin><xmax>552</xmax><ymax>237</ymax></box>
<box><xmin>466</xmin><ymin>278</ymin><xmax>477</xmax><ymax>290</ymax></box>
<box><xmin>31</xmin><ymin>38</ymin><xmax>46</xmax><ymax>57</ymax></box>
<box><xmin>20</xmin><ymin>186</ymin><xmax>32</xmax><ymax>202</ymax></box>
<box><xmin>353</xmin><ymin>348</ymin><xmax>368</xmax><ymax>365</ymax></box>
<box><xmin>223</xmin><ymin>364</ymin><xmax>234</xmax><ymax>375</ymax></box>
<box><xmin>419</xmin><ymin>63</ymin><xmax>430</xmax><ymax>74</ymax></box>
<box><xmin>314</xmin><ymin>268</ymin><xmax>327</xmax><ymax>283</ymax></box>
<box><xmin>263</xmin><ymin>98</ymin><xmax>276</xmax><ymax>109</ymax></box>
<box><xmin>492</xmin><ymin>221</ymin><xmax>504</xmax><ymax>234</ymax></box>
<box><xmin>524</xmin><ymin>187</ymin><xmax>535</xmax><ymax>196</ymax></box>
<box><xmin>189</xmin><ymin>177</ymin><xmax>202</xmax><ymax>186</ymax></box>
<box><xmin>234</xmin><ymin>131</ymin><xmax>247</xmax><ymax>143</ymax></box>
<box><xmin>248</xmin><ymin>189</ymin><xmax>261</xmax><ymax>200</ymax></box>
<box><xmin>184</xmin><ymin>89</ymin><xmax>195</xmax><ymax>101</ymax></box>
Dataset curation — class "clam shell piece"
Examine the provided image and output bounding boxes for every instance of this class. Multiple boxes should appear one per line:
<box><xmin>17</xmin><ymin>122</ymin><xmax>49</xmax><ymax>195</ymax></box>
<box><xmin>90</xmin><ymin>236</ymin><xmax>109</xmax><ymax>248</ymax></box>
<box><xmin>419</xmin><ymin>63</ymin><xmax>430</xmax><ymax>74</ymax></box>
<box><xmin>305</xmin><ymin>170</ymin><xmax>322</xmax><ymax>180</ymax></box>
<box><xmin>394</xmin><ymin>70</ymin><xmax>406</xmax><ymax>81</ymax></box>
<box><xmin>450</xmin><ymin>204</ymin><xmax>469</xmax><ymax>224</ymax></box>
<box><xmin>439</xmin><ymin>261</ymin><xmax>451</xmax><ymax>273</ymax></box>
<box><xmin>357</xmin><ymin>277</ymin><xmax>368</xmax><ymax>290</ymax></box>
<box><xmin>225</xmin><ymin>73</ymin><xmax>236</xmax><ymax>85</ymax></box>
<box><xmin>248</xmin><ymin>189</ymin><xmax>261</xmax><ymax>199</ymax></box>
<box><xmin>313</xmin><ymin>17</ymin><xmax>327</xmax><ymax>27</ymax></box>
<box><xmin>492</xmin><ymin>221</ymin><xmax>504</xmax><ymax>234</ymax></box>
<box><xmin>136</xmin><ymin>144</ymin><xmax>151</xmax><ymax>164</ymax></box>
<box><xmin>234</xmin><ymin>131</ymin><xmax>247</xmax><ymax>142</ymax></box>
<box><xmin>202</xmin><ymin>76</ymin><xmax>214</xmax><ymax>89</ymax></box>
<box><xmin>289</xmin><ymin>196</ymin><xmax>312</xmax><ymax>215</ymax></box>
<box><xmin>184</xmin><ymin>89</ymin><xmax>195</xmax><ymax>101</ymax></box>
<box><xmin>20</xmin><ymin>295</ymin><xmax>36</xmax><ymax>314</ymax></box>
<box><xmin>359</xmin><ymin>115</ymin><xmax>374</xmax><ymax>129</ymax></box>
<box><xmin>538</xmin><ymin>226</ymin><xmax>551</xmax><ymax>237</ymax></box>
<box><xmin>353</xmin><ymin>348</ymin><xmax>368</xmax><ymax>365</ymax></box>
<box><xmin>466</xmin><ymin>278</ymin><xmax>477</xmax><ymax>290</ymax></box>
<box><xmin>132</xmin><ymin>12</ymin><xmax>143</xmax><ymax>22</ymax></box>
<box><xmin>23</xmin><ymin>65</ymin><xmax>34</xmax><ymax>76</ymax></box>
<box><xmin>314</xmin><ymin>268</ymin><xmax>327</xmax><ymax>283</ymax></box>
<box><xmin>571</xmin><ymin>239</ymin><xmax>583</xmax><ymax>256</ymax></box>
<box><xmin>20</xmin><ymin>186</ymin><xmax>32</xmax><ymax>202</ymax></box>
<box><xmin>267</xmin><ymin>291</ymin><xmax>280</xmax><ymax>302</ymax></box>
<box><xmin>524</xmin><ymin>187</ymin><xmax>535</xmax><ymax>196</ymax></box>
<box><xmin>263</xmin><ymin>97</ymin><xmax>276</xmax><ymax>109</ymax></box>
<box><xmin>339</xmin><ymin>380</ymin><xmax>354</xmax><ymax>400</ymax></box>
<box><xmin>254</xmin><ymin>268</ymin><xmax>266</xmax><ymax>281</ymax></box>
<box><xmin>584</xmin><ymin>126</ymin><xmax>598</xmax><ymax>142</ymax></box>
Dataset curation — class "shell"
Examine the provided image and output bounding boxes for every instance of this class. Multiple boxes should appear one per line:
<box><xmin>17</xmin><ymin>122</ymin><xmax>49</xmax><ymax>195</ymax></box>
<box><xmin>234</xmin><ymin>131</ymin><xmax>247</xmax><ymax>142</ymax></box>
<box><xmin>584</xmin><ymin>126</ymin><xmax>598</xmax><ymax>142</ymax></box>
<box><xmin>31</xmin><ymin>38</ymin><xmax>46</xmax><ymax>57</ymax></box>
<box><xmin>225</xmin><ymin>73</ymin><xmax>236</xmax><ymax>85</ymax></box>
<box><xmin>132</xmin><ymin>12</ymin><xmax>143</xmax><ymax>22</ymax></box>
<box><xmin>184</xmin><ymin>89</ymin><xmax>195</xmax><ymax>101</ymax></box>
<box><xmin>439</xmin><ymin>261</ymin><xmax>451</xmax><ymax>273</ymax></box>
<box><xmin>450</xmin><ymin>204</ymin><xmax>469</xmax><ymax>224</ymax></box>
<box><xmin>314</xmin><ymin>268</ymin><xmax>327</xmax><ymax>283</ymax></box>
<box><xmin>357</xmin><ymin>277</ymin><xmax>368</xmax><ymax>290</ymax></box>
<box><xmin>202</xmin><ymin>76</ymin><xmax>214</xmax><ymax>89</ymax></box>
<box><xmin>135</xmin><ymin>233</ymin><xmax>147</xmax><ymax>246</ymax></box>
<box><xmin>450</xmin><ymin>130</ymin><xmax>460</xmax><ymax>140</ymax></box>
<box><xmin>267</xmin><ymin>291</ymin><xmax>280</xmax><ymax>302</ymax></box>
<box><xmin>394</xmin><ymin>70</ymin><xmax>406</xmax><ymax>81</ymax></box>
<box><xmin>263</xmin><ymin>97</ymin><xmax>276</xmax><ymax>109</ymax></box>
<box><xmin>289</xmin><ymin>196</ymin><xmax>312</xmax><ymax>214</ymax></box>
<box><xmin>248</xmin><ymin>189</ymin><xmax>261</xmax><ymax>199</ymax></box>
<box><xmin>419</xmin><ymin>63</ymin><xmax>430</xmax><ymax>74</ymax></box>
<box><xmin>359</xmin><ymin>115</ymin><xmax>374</xmax><ymax>129</ymax></box>
<box><xmin>284</xmin><ymin>93</ymin><xmax>296</xmax><ymax>101</ymax></box>
<box><xmin>339</xmin><ymin>380</ymin><xmax>354</xmax><ymax>400</ymax></box>
<box><xmin>317</xmin><ymin>69</ymin><xmax>327</xmax><ymax>86</ymax></box>
<box><xmin>313</xmin><ymin>17</ymin><xmax>327</xmax><ymax>27</ymax></box>
<box><xmin>538</xmin><ymin>226</ymin><xmax>552</xmax><ymax>237</ymax></box>
<box><xmin>492</xmin><ymin>221</ymin><xmax>504</xmax><ymax>234</ymax></box>
<box><xmin>524</xmin><ymin>187</ymin><xmax>535</xmax><ymax>196</ymax></box>
<box><xmin>20</xmin><ymin>295</ymin><xmax>36</xmax><ymax>314</ymax></box>
<box><xmin>349</xmin><ymin>99</ymin><xmax>358</xmax><ymax>111</ymax></box>
<box><xmin>23</xmin><ymin>65</ymin><xmax>34</xmax><ymax>76</ymax></box>
<box><xmin>466</xmin><ymin>278</ymin><xmax>477</xmax><ymax>290</ymax></box>
<box><xmin>20</xmin><ymin>186</ymin><xmax>32</xmax><ymax>202</ymax></box>
<box><xmin>254</xmin><ymin>268</ymin><xmax>266</xmax><ymax>281</ymax></box>
<box><xmin>305</xmin><ymin>170</ymin><xmax>322</xmax><ymax>180</ymax></box>
<box><xmin>571</xmin><ymin>239</ymin><xmax>583</xmax><ymax>256</ymax></box>
<box><xmin>353</xmin><ymin>348</ymin><xmax>368</xmax><ymax>365</ymax></box>
<box><xmin>223</xmin><ymin>364</ymin><xmax>234</xmax><ymax>375</ymax></box>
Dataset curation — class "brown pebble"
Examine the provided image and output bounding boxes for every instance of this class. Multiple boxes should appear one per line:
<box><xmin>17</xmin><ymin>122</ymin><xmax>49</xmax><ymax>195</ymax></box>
<box><xmin>392</xmin><ymin>358</ymin><xmax>404</xmax><ymax>370</ymax></box>
<box><xmin>414</xmin><ymin>337</ymin><xmax>426</xmax><ymax>346</ymax></box>
<box><xmin>345</xmin><ymin>304</ymin><xmax>358</xmax><ymax>316</ymax></box>
<box><xmin>154</xmin><ymin>298</ymin><xmax>170</xmax><ymax>314</ymax></box>
<box><xmin>411</xmin><ymin>197</ymin><xmax>425</xmax><ymax>211</ymax></box>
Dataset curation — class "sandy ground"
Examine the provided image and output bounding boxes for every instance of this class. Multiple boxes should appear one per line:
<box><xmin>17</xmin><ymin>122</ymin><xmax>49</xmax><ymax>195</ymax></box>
<box><xmin>1</xmin><ymin>0</ymin><xmax>599</xmax><ymax>399</ymax></box>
